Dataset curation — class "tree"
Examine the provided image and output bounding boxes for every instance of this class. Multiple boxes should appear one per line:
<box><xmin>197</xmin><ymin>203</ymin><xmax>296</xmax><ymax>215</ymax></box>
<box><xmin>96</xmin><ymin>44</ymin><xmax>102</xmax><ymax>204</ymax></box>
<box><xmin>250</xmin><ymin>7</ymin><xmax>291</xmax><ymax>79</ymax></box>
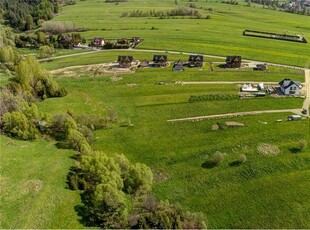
<box><xmin>67</xmin><ymin>129</ymin><xmax>91</xmax><ymax>154</ymax></box>
<box><xmin>39</xmin><ymin>45</ymin><xmax>55</xmax><ymax>58</ymax></box>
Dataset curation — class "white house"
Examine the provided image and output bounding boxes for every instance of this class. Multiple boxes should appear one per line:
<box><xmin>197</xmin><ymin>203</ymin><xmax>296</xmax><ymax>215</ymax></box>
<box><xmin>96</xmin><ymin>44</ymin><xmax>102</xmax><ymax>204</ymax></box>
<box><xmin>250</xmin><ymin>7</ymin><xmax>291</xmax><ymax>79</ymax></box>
<box><xmin>279</xmin><ymin>79</ymin><xmax>301</xmax><ymax>95</ymax></box>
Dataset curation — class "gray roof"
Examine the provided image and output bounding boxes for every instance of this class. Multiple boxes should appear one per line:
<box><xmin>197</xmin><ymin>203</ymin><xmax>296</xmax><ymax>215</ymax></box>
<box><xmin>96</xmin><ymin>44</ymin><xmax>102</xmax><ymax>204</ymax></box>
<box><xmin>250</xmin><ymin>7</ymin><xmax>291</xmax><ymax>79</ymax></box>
<box><xmin>279</xmin><ymin>79</ymin><xmax>301</xmax><ymax>89</ymax></box>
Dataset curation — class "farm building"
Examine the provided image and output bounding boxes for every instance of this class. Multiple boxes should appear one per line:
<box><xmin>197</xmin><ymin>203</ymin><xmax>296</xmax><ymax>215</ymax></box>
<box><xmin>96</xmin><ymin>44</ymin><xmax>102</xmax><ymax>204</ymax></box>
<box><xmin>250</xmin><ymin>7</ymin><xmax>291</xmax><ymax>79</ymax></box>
<box><xmin>152</xmin><ymin>55</ymin><xmax>168</xmax><ymax>67</ymax></box>
<box><xmin>91</xmin><ymin>37</ymin><xmax>105</xmax><ymax>46</ymax></box>
<box><xmin>173</xmin><ymin>60</ymin><xmax>184</xmax><ymax>71</ymax></box>
<box><xmin>188</xmin><ymin>55</ymin><xmax>204</xmax><ymax>67</ymax></box>
<box><xmin>254</xmin><ymin>64</ymin><xmax>268</xmax><ymax>71</ymax></box>
<box><xmin>241</xmin><ymin>83</ymin><xmax>258</xmax><ymax>92</ymax></box>
<box><xmin>226</xmin><ymin>56</ymin><xmax>242</xmax><ymax>68</ymax></box>
<box><xmin>138</xmin><ymin>59</ymin><xmax>149</xmax><ymax>68</ymax></box>
<box><xmin>118</xmin><ymin>56</ymin><xmax>133</xmax><ymax>68</ymax></box>
<box><xmin>279</xmin><ymin>78</ymin><xmax>301</xmax><ymax>95</ymax></box>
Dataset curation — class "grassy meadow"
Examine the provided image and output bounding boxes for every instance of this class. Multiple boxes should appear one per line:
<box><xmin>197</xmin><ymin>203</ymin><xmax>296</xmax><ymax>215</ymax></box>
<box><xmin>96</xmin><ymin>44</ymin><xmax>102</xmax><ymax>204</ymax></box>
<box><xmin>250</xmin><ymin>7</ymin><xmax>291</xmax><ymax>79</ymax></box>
<box><xmin>51</xmin><ymin>0</ymin><xmax>310</xmax><ymax>67</ymax></box>
<box><xmin>1</xmin><ymin>0</ymin><xmax>310</xmax><ymax>228</ymax></box>
<box><xmin>33</xmin><ymin>69</ymin><xmax>309</xmax><ymax>228</ymax></box>
<box><xmin>0</xmin><ymin>135</ymin><xmax>83</xmax><ymax>229</ymax></box>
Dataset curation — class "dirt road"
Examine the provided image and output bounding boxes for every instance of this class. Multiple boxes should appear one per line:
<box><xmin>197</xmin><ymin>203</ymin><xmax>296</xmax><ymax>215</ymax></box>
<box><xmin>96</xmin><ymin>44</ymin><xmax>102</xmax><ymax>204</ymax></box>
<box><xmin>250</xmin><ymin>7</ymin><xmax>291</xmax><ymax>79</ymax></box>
<box><xmin>302</xmin><ymin>69</ymin><xmax>310</xmax><ymax>116</ymax></box>
<box><xmin>167</xmin><ymin>109</ymin><xmax>301</xmax><ymax>123</ymax></box>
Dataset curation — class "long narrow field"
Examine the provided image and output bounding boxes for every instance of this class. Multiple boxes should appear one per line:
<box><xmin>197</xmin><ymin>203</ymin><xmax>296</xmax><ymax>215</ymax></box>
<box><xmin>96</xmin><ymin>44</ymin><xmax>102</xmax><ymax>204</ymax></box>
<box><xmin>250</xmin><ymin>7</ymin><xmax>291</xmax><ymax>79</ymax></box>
<box><xmin>52</xmin><ymin>0</ymin><xmax>310</xmax><ymax>66</ymax></box>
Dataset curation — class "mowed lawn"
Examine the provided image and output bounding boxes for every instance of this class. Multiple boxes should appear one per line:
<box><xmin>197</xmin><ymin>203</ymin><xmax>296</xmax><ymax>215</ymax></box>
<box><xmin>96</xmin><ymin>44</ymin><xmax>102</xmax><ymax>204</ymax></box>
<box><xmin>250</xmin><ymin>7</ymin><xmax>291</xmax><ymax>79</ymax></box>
<box><xmin>34</xmin><ymin>72</ymin><xmax>310</xmax><ymax>228</ymax></box>
<box><xmin>51</xmin><ymin>0</ymin><xmax>310</xmax><ymax>67</ymax></box>
<box><xmin>0</xmin><ymin>135</ymin><xmax>83</xmax><ymax>229</ymax></box>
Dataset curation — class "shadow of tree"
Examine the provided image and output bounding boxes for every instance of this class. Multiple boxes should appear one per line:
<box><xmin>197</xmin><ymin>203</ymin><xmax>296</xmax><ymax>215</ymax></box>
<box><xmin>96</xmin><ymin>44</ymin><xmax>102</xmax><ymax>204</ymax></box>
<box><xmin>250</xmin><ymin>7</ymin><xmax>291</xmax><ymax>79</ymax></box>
<box><xmin>201</xmin><ymin>161</ymin><xmax>217</xmax><ymax>169</ymax></box>
<box><xmin>289</xmin><ymin>147</ymin><xmax>302</xmax><ymax>154</ymax></box>
<box><xmin>229</xmin><ymin>161</ymin><xmax>242</xmax><ymax>167</ymax></box>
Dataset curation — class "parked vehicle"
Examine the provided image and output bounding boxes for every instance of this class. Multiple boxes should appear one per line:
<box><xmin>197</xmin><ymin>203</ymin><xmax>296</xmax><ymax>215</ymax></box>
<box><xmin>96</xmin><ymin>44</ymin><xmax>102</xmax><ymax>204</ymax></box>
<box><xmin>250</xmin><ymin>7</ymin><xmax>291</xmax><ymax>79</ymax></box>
<box><xmin>287</xmin><ymin>115</ymin><xmax>302</xmax><ymax>121</ymax></box>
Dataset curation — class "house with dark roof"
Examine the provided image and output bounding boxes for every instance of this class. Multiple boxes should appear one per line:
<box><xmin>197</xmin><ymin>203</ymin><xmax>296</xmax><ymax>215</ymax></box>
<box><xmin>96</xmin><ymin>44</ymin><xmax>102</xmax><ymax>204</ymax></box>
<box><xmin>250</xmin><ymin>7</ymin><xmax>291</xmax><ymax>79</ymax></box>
<box><xmin>152</xmin><ymin>55</ymin><xmax>168</xmax><ymax>67</ymax></box>
<box><xmin>57</xmin><ymin>34</ymin><xmax>72</xmax><ymax>48</ymax></box>
<box><xmin>279</xmin><ymin>78</ymin><xmax>301</xmax><ymax>95</ymax></box>
<box><xmin>226</xmin><ymin>56</ymin><xmax>242</xmax><ymax>68</ymax></box>
<box><xmin>173</xmin><ymin>60</ymin><xmax>184</xmax><ymax>71</ymax></box>
<box><xmin>118</xmin><ymin>56</ymin><xmax>133</xmax><ymax>68</ymax></box>
<box><xmin>117</xmin><ymin>38</ymin><xmax>129</xmax><ymax>45</ymax></box>
<box><xmin>138</xmin><ymin>59</ymin><xmax>149</xmax><ymax>68</ymax></box>
<box><xmin>188</xmin><ymin>55</ymin><xmax>203</xmax><ymax>67</ymax></box>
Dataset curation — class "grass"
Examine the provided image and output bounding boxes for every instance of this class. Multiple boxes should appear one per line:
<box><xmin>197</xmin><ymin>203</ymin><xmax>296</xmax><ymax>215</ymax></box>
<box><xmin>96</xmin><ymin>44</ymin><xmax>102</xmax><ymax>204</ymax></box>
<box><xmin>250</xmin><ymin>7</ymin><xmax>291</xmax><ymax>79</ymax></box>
<box><xmin>0</xmin><ymin>135</ymin><xmax>83</xmax><ymax>229</ymax></box>
<box><xmin>32</xmin><ymin>71</ymin><xmax>309</xmax><ymax>228</ymax></box>
<box><xmin>50</xmin><ymin>0</ymin><xmax>310</xmax><ymax>67</ymax></box>
<box><xmin>2</xmin><ymin>0</ymin><xmax>310</xmax><ymax>228</ymax></box>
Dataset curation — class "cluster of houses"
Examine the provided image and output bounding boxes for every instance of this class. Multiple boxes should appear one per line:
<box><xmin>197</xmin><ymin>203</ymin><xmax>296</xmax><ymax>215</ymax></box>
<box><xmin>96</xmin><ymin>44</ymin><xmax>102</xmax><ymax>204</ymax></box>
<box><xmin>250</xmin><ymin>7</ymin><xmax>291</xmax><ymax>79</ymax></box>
<box><xmin>117</xmin><ymin>54</ymin><xmax>249</xmax><ymax>70</ymax></box>
<box><xmin>58</xmin><ymin>35</ymin><xmax>143</xmax><ymax>49</ymax></box>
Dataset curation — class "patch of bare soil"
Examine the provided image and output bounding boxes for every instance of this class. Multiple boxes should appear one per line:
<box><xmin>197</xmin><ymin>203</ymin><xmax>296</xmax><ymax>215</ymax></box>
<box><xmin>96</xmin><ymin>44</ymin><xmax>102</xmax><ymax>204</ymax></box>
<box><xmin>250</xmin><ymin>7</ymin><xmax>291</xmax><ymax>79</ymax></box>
<box><xmin>51</xmin><ymin>62</ymin><xmax>135</xmax><ymax>78</ymax></box>
<box><xmin>257</xmin><ymin>143</ymin><xmax>280</xmax><ymax>155</ymax></box>
<box><xmin>21</xmin><ymin>180</ymin><xmax>43</xmax><ymax>194</ymax></box>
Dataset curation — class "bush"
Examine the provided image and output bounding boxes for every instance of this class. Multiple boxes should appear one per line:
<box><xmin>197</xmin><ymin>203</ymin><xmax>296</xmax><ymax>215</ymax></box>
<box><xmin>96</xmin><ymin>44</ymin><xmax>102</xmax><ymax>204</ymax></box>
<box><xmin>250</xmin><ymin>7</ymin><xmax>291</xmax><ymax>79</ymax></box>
<box><xmin>67</xmin><ymin>129</ymin><xmax>91</xmax><ymax>154</ymax></box>
<box><xmin>202</xmin><ymin>151</ymin><xmax>226</xmax><ymax>168</ymax></box>
<box><xmin>238</xmin><ymin>154</ymin><xmax>247</xmax><ymax>163</ymax></box>
<box><xmin>1</xmin><ymin>111</ymin><xmax>40</xmax><ymax>140</ymax></box>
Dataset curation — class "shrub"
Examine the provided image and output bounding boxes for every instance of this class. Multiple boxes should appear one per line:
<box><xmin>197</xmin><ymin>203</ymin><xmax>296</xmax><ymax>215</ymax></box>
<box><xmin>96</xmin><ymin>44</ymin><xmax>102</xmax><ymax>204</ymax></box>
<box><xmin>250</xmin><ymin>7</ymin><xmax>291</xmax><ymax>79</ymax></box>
<box><xmin>238</xmin><ymin>154</ymin><xmax>247</xmax><ymax>163</ymax></box>
<box><xmin>1</xmin><ymin>111</ymin><xmax>39</xmax><ymax>140</ymax></box>
<box><xmin>67</xmin><ymin>129</ymin><xmax>91</xmax><ymax>154</ymax></box>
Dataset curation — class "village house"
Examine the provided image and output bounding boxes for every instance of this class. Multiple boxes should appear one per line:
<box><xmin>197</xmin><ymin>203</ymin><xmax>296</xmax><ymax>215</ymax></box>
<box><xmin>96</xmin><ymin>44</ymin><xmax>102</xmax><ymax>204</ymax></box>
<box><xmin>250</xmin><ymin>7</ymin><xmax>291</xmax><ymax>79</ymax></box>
<box><xmin>118</xmin><ymin>55</ymin><xmax>133</xmax><ymax>68</ymax></box>
<box><xmin>152</xmin><ymin>55</ymin><xmax>168</xmax><ymax>67</ymax></box>
<box><xmin>138</xmin><ymin>59</ymin><xmax>149</xmax><ymax>68</ymax></box>
<box><xmin>279</xmin><ymin>78</ymin><xmax>301</xmax><ymax>95</ymax></box>
<box><xmin>91</xmin><ymin>37</ymin><xmax>105</xmax><ymax>46</ymax></box>
<box><xmin>188</xmin><ymin>55</ymin><xmax>204</xmax><ymax>67</ymax></box>
<box><xmin>131</xmin><ymin>37</ymin><xmax>141</xmax><ymax>43</ymax></box>
<box><xmin>117</xmin><ymin>38</ymin><xmax>129</xmax><ymax>45</ymax></box>
<box><xmin>173</xmin><ymin>60</ymin><xmax>184</xmax><ymax>71</ymax></box>
<box><xmin>57</xmin><ymin>34</ymin><xmax>72</xmax><ymax>48</ymax></box>
<box><xmin>226</xmin><ymin>56</ymin><xmax>242</xmax><ymax>68</ymax></box>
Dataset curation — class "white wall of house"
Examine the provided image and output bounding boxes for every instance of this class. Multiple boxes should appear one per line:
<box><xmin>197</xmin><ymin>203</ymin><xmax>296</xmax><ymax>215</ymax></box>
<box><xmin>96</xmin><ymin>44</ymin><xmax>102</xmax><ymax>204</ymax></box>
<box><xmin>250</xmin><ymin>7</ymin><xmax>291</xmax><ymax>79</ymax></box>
<box><xmin>281</xmin><ymin>85</ymin><xmax>300</xmax><ymax>95</ymax></box>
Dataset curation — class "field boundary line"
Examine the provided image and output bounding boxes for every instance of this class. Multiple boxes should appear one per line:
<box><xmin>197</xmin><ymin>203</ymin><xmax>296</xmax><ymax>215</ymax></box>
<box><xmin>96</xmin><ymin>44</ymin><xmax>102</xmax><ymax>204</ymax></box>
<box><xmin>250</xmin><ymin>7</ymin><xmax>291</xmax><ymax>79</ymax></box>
<box><xmin>167</xmin><ymin>109</ymin><xmax>301</xmax><ymax>123</ymax></box>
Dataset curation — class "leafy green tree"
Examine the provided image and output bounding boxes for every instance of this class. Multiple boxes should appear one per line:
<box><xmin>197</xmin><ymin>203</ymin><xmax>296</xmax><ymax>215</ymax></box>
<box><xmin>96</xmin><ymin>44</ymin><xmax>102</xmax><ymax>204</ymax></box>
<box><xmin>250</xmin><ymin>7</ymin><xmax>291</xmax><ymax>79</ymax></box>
<box><xmin>39</xmin><ymin>45</ymin><xmax>55</xmax><ymax>58</ymax></box>
<box><xmin>67</xmin><ymin>129</ymin><xmax>91</xmax><ymax>154</ymax></box>
<box><xmin>2</xmin><ymin>111</ymin><xmax>39</xmax><ymax>140</ymax></box>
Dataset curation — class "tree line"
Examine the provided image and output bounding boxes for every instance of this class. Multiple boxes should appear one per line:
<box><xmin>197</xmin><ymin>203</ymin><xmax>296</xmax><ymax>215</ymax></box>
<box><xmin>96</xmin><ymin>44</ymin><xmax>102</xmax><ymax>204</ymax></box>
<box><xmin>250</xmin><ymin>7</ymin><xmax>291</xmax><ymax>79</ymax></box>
<box><xmin>0</xmin><ymin>0</ymin><xmax>60</xmax><ymax>31</ymax></box>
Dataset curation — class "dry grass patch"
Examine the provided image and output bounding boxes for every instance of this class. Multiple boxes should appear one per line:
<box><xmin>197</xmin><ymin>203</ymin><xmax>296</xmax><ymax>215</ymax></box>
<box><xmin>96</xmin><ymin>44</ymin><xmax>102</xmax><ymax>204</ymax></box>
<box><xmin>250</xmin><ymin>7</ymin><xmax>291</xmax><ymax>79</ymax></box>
<box><xmin>21</xmin><ymin>180</ymin><xmax>43</xmax><ymax>194</ymax></box>
<box><xmin>257</xmin><ymin>143</ymin><xmax>280</xmax><ymax>155</ymax></box>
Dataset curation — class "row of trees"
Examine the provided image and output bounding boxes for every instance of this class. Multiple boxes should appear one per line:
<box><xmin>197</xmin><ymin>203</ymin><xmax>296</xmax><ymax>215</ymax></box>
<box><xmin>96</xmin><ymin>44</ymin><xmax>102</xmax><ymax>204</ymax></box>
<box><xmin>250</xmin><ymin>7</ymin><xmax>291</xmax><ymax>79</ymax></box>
<box><xmin>68</xmin><ymin>150</ymin><xmax>207</xmax><ymax>229</ymax></box>
<box><xmin>122</xmin><ymin>7</ymin><xmax>205</xmax><ymax>19</ymax></box>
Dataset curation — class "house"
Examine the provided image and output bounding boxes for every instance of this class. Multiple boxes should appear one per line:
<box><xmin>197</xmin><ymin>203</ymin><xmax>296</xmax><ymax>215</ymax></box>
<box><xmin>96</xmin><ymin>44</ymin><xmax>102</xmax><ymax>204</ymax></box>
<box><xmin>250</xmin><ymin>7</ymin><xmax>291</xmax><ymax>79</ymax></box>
<box><xmin>254</xmin><ymin>64</ymin><xmax>268</xmax><ymax>71</ymax></box>
<box><xmin>91</xmin><ymin>37</ymin><xmax>105</xmax><ymax>46</ymax></box>
<box><xmin>73</xmin><ymin>41</ymin><xmax>82</xmax><ymax>47</ymax></box>
<box><xmin>226</xmin><ymin>56</ymin><xmax>242</xmax><ymax>68</ymax></box>
<box><xmin>132</xmin><ymin>37</ymin><xmax>141</xmax><ymax>43</ymax></box>
<box><xmin>152</xmin><ymin>55</ymin><xmax>168</xmax><ymax>67</ymax></box>
<box><xmin>241</xmin><ymin>83</ymin><xmax>258</xmax><ymax>92</ymax></box>
<box><xmin>173</xmin><ymin>60</ymin><xmax>184</xmax><ymax>71</ymax></box>
<box><xmin>57</xmin><ymin>34</ymin><xmax>72</xmax><ymax>48</ymax></box>
<box><xmin>118</xmin><ymin>56</ymin><xmax>133</xmax><ymax>68</ymax></box>
<box><xmin>188</xmin><ymin>55</ymin><xmax>204</xmax><ymax>67</ymax></box>
<box><xmin>117</xmin><ymin>38</ymin><xmax>129</xmax><ymax>44</ymax></box>
<box><xmin>278</xmin><ymin>78</ymin><xmax>301</xmax><ymax>95</ymax></box>
<box><xmin>138</xmin><ymin>59</ymin><xmax>149</xmax><ymax>68</ymax></box>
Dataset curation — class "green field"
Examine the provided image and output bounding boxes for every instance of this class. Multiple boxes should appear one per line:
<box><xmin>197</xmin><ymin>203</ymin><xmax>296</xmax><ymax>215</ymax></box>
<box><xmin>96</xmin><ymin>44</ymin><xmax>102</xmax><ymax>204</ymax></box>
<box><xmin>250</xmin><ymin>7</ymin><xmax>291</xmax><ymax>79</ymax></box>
<box><xmin>51</xmin><ymin>0</ymin><xmax>310</xmax><ymax>67</ymax></box>
<box><xmin>1</xmin><ymin>0</ymin><xmax>310</xmax><ymax>228</ymax></box>
<box><xmin>0</xmin><ymin>135</ymin><xmax>83</xmax><ymax>229</ymax></box>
